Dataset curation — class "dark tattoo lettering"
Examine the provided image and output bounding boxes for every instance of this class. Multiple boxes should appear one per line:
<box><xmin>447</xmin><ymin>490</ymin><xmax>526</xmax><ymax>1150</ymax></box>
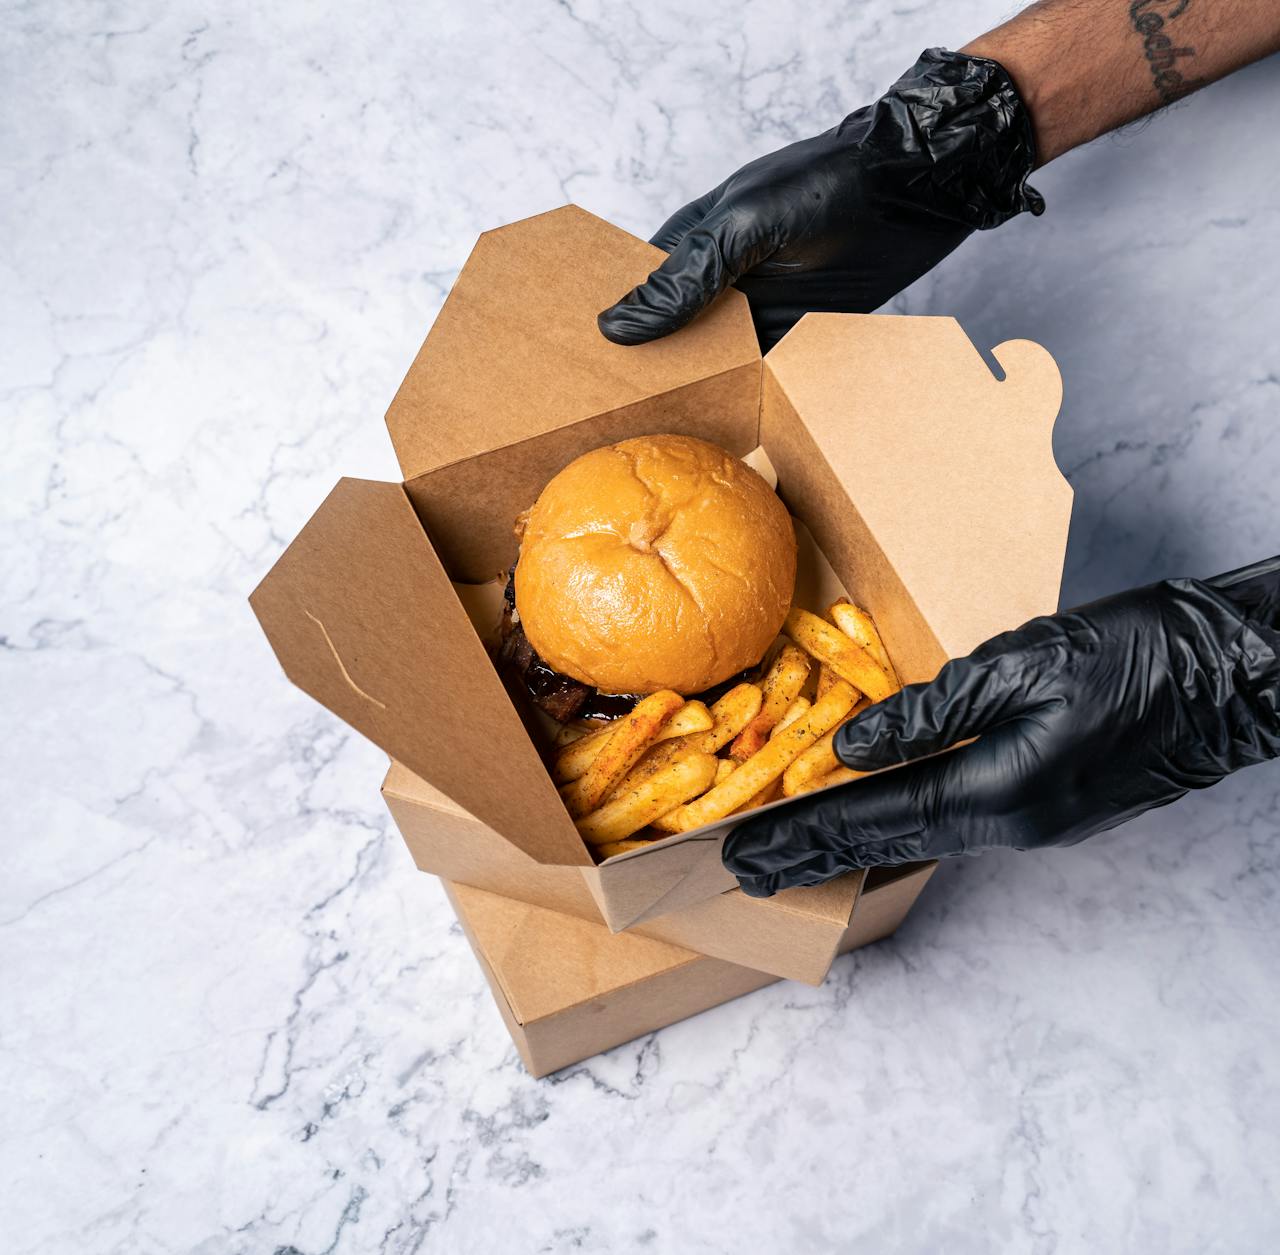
<box><xmin>1129</xmin><ymin>0</ymin><xmax>1204</xmax><ymax>104</ymax></box>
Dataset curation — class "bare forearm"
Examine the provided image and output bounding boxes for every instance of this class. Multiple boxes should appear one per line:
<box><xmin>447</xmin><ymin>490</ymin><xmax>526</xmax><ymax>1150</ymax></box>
<box><xmin>964</xmin><ymin>1</ymin><xmax>1280</xmax><ymax>164</ymax></box>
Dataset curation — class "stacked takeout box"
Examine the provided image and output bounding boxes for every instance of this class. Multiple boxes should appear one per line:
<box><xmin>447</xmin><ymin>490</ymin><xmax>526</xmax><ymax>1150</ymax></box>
<box><xmin>251</xmin><ymin>206</ymin><xmax>1072</xmax><ymax>1077</ymax></box>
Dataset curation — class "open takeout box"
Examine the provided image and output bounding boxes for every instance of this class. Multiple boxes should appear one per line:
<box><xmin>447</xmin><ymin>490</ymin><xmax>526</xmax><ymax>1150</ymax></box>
<box><xmin>250</xmin><ymin>204</ymin><xmax>1072</xmax><ymax>934</ymax></box>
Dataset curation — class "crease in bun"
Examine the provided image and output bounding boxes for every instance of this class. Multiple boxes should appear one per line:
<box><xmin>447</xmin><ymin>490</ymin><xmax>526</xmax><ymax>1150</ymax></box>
<box><xmin>514</xmin><ymin>434</ymin><xmax>797</xmax><ymax>696</ymax></box>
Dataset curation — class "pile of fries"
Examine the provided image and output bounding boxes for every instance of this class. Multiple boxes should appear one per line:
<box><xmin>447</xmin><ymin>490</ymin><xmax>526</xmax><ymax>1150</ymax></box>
<box><xmin>552</xmin><ymin>600</ymin><xmax>900</xmax><ymax>861</ymax></box>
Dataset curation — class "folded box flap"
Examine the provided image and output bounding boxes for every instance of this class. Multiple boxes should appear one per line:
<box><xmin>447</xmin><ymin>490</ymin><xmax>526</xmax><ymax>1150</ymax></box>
<box><xmin>764</xmin><ymin>314</ymin><xmax>1072</xmax><ymax>659</ymax></box>
<box><xmin>770</xmin><ymin>872</ymin><xmax>864</xmax><ymax>928</ymax></box>
<box><xmin>583</xmin><ymin>833</ymin><xmax>740</xmax><ymax>932</ymax></box>
<box><xmin>250</xmin><ymin>478</ymin><xmax>589</xmax><ymax>867</ymax></box>
<box><xmin>385</xmin><ymin>204</ymin><xmax>760</xmax><ymax>481</ymax></box>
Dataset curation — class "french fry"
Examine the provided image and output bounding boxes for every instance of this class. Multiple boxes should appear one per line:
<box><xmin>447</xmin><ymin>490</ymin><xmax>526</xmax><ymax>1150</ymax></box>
<box><xmin>697</xmin><ymin>683</ymin><xmax>764</xmax><ymax>752</ymax></box>
<box><xmin>828</xmin><ymin>601</ymin><xmax>897</xmax><ymax>683</ymax></box>
<box><xmin>770</xmin><ymin>696</ymin><xmax>811</xmax><ymax>739</ymax></box>
<box><xmin>661</xmin><ymin>680</ymin><xmax>858</xmax><ymax>833</ymax></box>
<box><xmin>551</xmin><ymin>725</ymin><xmax>615</xmax><ymax>784</ymax></box>
<box><xmin>604</xmin><ymin>683</ymin><xmax>763</xmax><ymax>801</ymax></box>
<box><xmin>664</xmin><ymin>700</ymin><xmax>715</xmax><ymax>737</ymax></box>
<box><xmin>576</xmin><ymin>751</ymin><xmax>718</xmax><ymax>845</ymax></box>
<box><xmin>728</xmin><ymin>728</ymin><xmax>766</xmax><ymax>763</ymax></box>
<box><xmin>808</xmin><ymin>765</ymin><xmax>866</xmax><ymax>792</ymax></box>
<box><xmin>781</xmin><ymin>697</ymin><xmax>871</xmax><ymax>796</ymax></box>
<box><xmin>734</xmin><ymin>777</ymin><xmax>781</xmax><ymax>814</ymax></box>
<box><xmin>729</xmin><ymin>644</ymin><xmax>811</xmax><ymax>762</ymax></box>
<box><xmin>816</xmin><ymin>664</ymin><xmax>840</xmax><ymax>700</ymax></box>
<box><xmin>594</xmin><ymin>836</ymin><xmax>659</xmax><ymax>860</ymax></box>
<box><xmin>667</xmin><ymin>700</ymin><xmax>714</xmax><ymax>736</ymax></box>
<box><xmin>552</xmin><ymin>699</ymin><xmax>713</xmax><ymax>784</ymax></box>
<box><xmin>648</xmin><ymin>687</ymin><xmax>806</xmax><ymax>833</ymax></box>
<box><xmin>560</xmin><ymin>690</ymin><xmax>685</xmax><ymax>817</ymax></box>
<box><xmin>649</xmin><ymin>756</ymin><xmax>780</xmax><ymax>831</ymax></box>
<box><xmin>649</xmin><ymin>808</ymin><xmax>683</xmax><ymax>834</ymax></box>
<box><xmin>784</xmin><ymin>608</ymin><xmax>896</xmax><ymax>703</ymax></box>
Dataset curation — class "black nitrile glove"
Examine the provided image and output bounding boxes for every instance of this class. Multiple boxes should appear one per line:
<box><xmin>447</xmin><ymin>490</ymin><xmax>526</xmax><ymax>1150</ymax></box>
<box><xmin>598</xmin><ymin>47</ymin><xmax>1044</xmax><ymax>353</ymax></box>
<box><xmin>724</xmin><ymin>557</ymin><xmax>1280</xmax><ymax>897</ymax></box>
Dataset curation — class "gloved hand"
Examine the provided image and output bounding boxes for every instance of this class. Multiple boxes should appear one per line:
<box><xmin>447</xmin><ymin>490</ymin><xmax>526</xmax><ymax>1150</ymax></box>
<box><xmin>598</xmin><ymin>47</ymin><xmax>1044</xmax><ymax>353</ymax></box>
<box><xmin>723</xmin><ymin>557</ymin><xmax>1280</xmax><ymax>897</ymax></box>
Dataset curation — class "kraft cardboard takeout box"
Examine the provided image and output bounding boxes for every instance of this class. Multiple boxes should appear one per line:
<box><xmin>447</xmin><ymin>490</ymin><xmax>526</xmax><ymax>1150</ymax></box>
<box><xmin>447</xmin><ymin>862</ymin><xmax>938</xmax><ymax>1079</ymax></box>
<box><xmin>382</xmin><ymin>760</ymin><xmax>864</xmax><ymax>985</ymax></box>
<box><xmin>250</xmin><ymin>204</ymin><xmax>1071</xmax><ymax>933</ymax></box>
<box><xmin>379</xmin><ymin>469</ymin><xmax>873</xmax><ymax>986</ymax></box>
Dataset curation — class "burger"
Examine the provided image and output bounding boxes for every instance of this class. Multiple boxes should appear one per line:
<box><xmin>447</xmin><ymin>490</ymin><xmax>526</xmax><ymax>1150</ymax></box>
<box><xmin>498</xmin><ymin>434</ymin><xmax>797</xmax><ymax>725</ymax></box>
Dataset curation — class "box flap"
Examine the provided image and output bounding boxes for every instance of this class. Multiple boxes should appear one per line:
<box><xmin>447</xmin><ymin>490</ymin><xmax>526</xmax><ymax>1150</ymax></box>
<box><xmin>764</xmin><ymin>315</ymin><xmax>1071</xmax><ymax>660</ymax></box>
<box><xmin>620</xmin><ymin>871</ymin><xmax>864</xmax><ymax>986</ymax></box>
<box><xmin>385</xmin><ymin>205</ymin><xmax>760</xmax><ymax>481</ymax></box>
<box><xmin>769</xmin><ymin>874</ymin><xmax>863</xmax><ymax>927</ymax></box>
<box><xmin>250</xmin><ymin>478</ymin><xmax>589</xmax><ymax>867</ymax></box>
<box><xmin>382</xmin><ymin>759</ymin><xmax>468</xmax><ymax>816</ymax></box>
<box><xmin>582</xmin><ymin>834</ymin><xmax>740</xmax><ymax>932</ymax></box>
<box><xmin>836</xmin><ymin>861</ymin><xmax>938</xmax><ymax>954</ymax></box>
<box><xmin>448</xmin><ymin>881</ymin><xmax>696</xmax><ymax>1025</ymax></box>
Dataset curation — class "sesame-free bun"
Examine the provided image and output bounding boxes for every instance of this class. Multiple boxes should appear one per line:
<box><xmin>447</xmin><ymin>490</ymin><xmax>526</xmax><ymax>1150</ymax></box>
<box><xmin>514</xmin><ymin>434</ymin><xmax>797</xmax><ymax>695</ymax></box>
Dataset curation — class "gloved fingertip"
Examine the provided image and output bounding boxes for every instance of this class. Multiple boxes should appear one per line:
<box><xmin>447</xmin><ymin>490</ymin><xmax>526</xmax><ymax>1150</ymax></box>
<box><xmin>832</xmin><ymin>716</ymin><xmax>900</xmax><ymax>771</ymax></box>
<box><xmin>721</xmin><ymin>822</ymin><xmax>783</xmax><ymax>882</ymax></box>
<box><xmin>597</xmin><ymin>297</ymin><xmax>678</xmax><ymax>346</ymax></box>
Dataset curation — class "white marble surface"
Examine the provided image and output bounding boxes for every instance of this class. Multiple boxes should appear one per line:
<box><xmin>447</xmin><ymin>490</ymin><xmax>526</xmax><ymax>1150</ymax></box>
<box><xmin>4</xmin><ymin>1</ymin><xmax>1279</xmax><ymax>1250</ymax></box>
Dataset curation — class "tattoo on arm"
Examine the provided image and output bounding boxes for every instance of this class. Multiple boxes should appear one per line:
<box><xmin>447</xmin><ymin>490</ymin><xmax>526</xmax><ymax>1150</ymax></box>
<box><xmin>1130</xmin><ymin>1</ymin><xmax>1204</xmax><ymax>103</ymax></box>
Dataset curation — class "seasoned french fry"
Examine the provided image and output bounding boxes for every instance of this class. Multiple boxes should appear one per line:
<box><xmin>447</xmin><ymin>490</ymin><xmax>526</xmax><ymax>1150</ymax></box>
<box><xmin>655</xmin><ymin>686</ymin><xmax>793</xmax><ymax>834</ymax></box>
<box><xmin>816</xmin><ymin>663</ymin><xmax>840</xmax><ymax>700</ymax></box>
<box><xmin>781</xmin><ymin>697</ymin><xmax>871</xmax><ymax>796</ymax></box>
<box><xmin>667</xmin><ymin>700</ymin><xmax>715</xmax><ymax>737</ymax></box>
<box><xmin>807</xmin><ymin>765</ymin><xmax>866</xmax><ymax>793</ymax></box>
<box><xmin>560</xmin><ymin>690</ymin><xmax>685</xmax><ymax>817</ymax></box>
<box><xmin>734</xmin><ymin>777</ymin><xmax>782</xmax><ymax>814</ymax></box>
<box><xmin>661</xmin><ymin>680</ymin><xmax>858</xmax><ymax>833</ymax></box>
<box><xmin>728</xmin><ymin>728</ymin><xmax>767</xmax><ymax>763</ymax></box>
<box><xmin>729</xmin><ymin>644</ymin><xmax>811</xmax><ymax>762</ymax></box>
<box><xmin>698</xmin><ymin>683</ymin><xmax>764</xmax><ymax>752</ymax></box>
<box><xmin>551</xmin><ymin>724</ymin><xmax>614</xmax><ymax>784</ymax></box>
<box><xmin>594</xmin><ymin>836</ymin><xmax>659</xmax><ymax>860</ymax></box>
<box><xmin>649</xmin><ymin>753</ymin><xmax>781</xmax><ymax>830</ymax></box>
<box><xmin>828</xmin><ymin>601</ymin><xmax>897</xmax><ymax>682</ymax></box>
<box><xmin>770</xmin><ymin>696</ymin><xmax>811</xmax><ymax>739</ymax></box>
<box><xmin>604</xmin><ymin>740</ymin><xmax>694</xmax><ymax>803</ymax></box>
<box><xmin>648</xmin><ymin>808</ymin><xmax>683</xmax><ymax>834</ymax></box>
<box><xmin>604</xmin><ymin>684</ymin><xmax>762</xmax><ymax>801</ymax></box>
<box><xmin>576</xmin><ymin>751</ymin><xmax>718</xmax><ymax>845</ymax></box>
<box><xmin>784</xmin><ymin>608</ymin><xmax>896</xmax><ymax>702</ymax></box>
<box><xmin>552</xmin><ymin>700</ymin><xmax>714</xmax><ymax>785</ymax></box>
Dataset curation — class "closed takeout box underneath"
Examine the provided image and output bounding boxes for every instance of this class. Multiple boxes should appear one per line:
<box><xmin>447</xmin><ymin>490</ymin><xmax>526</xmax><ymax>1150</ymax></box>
<box><xmin>383</xmin><ymin>760</ymin><xmax>864</xmax><ymax>986</ymax></box>
<box><xmin>447</xmin><ymin>862</ymin><xmax>938</xmax><ymax>1079</ymax></box>
<box><xmin>250</xmin><ymin>204</ymin><xmax>1072</xmax><ymax>932</ymax></box>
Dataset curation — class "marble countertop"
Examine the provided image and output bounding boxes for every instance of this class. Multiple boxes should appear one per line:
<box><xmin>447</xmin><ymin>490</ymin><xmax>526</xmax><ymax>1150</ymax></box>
<box><xmin>5</xmin><ymin>2</ymin><xmax>1279</xmax><ymax>1250</ymax></box>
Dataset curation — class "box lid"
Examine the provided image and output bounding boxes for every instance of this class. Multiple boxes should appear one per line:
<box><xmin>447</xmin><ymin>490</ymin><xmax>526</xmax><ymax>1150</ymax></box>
<box><xmin>384</xmin><ymin>205</ymin><xmax>761</xmax><ymax>481</ymax></box>
<box><xmin>764</xmin><ymin>314</ymin><xmax>1071</xmax><ymax>659</ymax></box>
<box><xmin>249</xmin><ymin>477</ymin><xmax>589</xmax><ymax>866</ymax></box>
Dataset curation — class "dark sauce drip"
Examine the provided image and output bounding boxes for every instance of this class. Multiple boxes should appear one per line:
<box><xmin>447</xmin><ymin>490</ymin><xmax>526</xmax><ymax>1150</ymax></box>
<box><xmin>497</xmin><ymin>566</ymin><xmax>754</xmax><ymax>726</ymax></box>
